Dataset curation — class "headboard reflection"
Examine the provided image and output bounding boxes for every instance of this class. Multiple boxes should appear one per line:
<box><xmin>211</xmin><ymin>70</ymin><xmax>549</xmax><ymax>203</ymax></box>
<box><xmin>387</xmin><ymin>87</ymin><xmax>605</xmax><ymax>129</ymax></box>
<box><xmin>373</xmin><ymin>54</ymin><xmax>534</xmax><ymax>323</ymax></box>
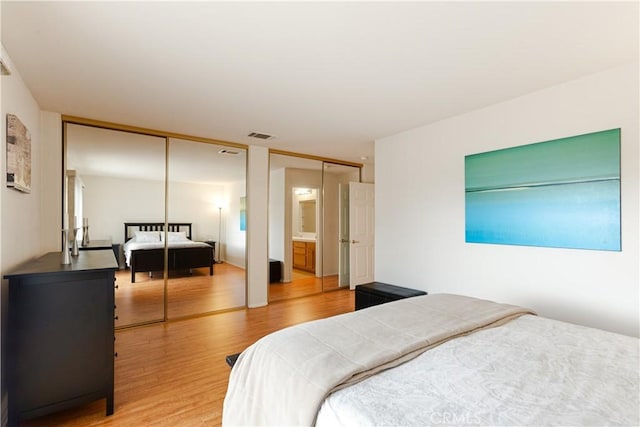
<box><xmin>124</xmin><ymin>222</ymin><xmax>193</xmax><ymax>242</ymax></box>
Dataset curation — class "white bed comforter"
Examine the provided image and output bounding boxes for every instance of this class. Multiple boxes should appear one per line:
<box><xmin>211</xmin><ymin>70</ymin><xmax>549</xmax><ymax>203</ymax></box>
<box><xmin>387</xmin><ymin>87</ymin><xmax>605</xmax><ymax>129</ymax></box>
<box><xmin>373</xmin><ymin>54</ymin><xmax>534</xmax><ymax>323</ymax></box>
<box><xmin>122</xmin><ymin>240</ymin><xmax>210</xmax><ymax>267</ymax></box>
<box><xmin>223</xmin><ymin>294</ymin><xmax>534</xmax><ymax>426</ymax></box>
<box><xmin>317</xmin><ymin>314</ymin><xmax>640</xmax><ymax>426</ymax></box>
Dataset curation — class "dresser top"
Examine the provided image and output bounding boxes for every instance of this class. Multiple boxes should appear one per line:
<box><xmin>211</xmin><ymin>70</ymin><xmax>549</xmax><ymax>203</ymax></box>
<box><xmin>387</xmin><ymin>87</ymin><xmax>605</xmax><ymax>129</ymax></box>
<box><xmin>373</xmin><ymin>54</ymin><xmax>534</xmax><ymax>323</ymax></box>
<box><xmin>4</xmin><ymin>250</ymin><xmax>118</xmax><ymax>278</ymax></box>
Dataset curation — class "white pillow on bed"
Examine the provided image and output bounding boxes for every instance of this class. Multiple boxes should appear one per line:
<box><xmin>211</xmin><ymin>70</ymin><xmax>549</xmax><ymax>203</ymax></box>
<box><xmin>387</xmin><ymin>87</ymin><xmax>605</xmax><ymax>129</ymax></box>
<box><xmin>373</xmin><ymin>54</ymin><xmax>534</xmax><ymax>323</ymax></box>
<box><xmin>162</xmin><ymin>231</ymin><xmax>189</xmax><ymax>242</ymax></box>
<box><xmin>134</xmin><ymin>231</ymin><xmax>161</xmax><ymax>243</ymax></box>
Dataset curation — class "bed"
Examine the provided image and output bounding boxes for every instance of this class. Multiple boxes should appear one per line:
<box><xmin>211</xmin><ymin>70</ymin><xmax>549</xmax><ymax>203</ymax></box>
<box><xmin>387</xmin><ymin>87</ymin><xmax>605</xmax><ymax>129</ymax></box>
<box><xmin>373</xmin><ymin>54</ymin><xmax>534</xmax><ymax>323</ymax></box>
<box><xmin>222</xmin><ymin>294</ymin><xmax>639</xmax><ymax>426</ymax></box>
<box><xmin>123</xmin><ymin>222</ymin><xmax>214</xmax><ymax>283</ymax></box>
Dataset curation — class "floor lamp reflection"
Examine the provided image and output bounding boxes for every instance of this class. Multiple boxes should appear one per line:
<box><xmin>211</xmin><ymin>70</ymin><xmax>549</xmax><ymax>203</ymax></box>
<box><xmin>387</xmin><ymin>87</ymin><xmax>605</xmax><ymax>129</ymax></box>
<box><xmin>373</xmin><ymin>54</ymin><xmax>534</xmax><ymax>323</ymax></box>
<box><xmin>216</xmin><ymin>206</ymin><xmax>223</xmax><ymax>263</ymax></box>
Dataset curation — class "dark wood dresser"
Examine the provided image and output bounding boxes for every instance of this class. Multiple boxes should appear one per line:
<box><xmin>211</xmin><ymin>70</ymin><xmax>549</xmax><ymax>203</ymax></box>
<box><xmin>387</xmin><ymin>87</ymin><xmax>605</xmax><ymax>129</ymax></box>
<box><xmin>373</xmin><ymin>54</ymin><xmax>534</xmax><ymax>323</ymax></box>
<box><xmin>4</xmin><ymin>250</ymin><xmax>118</xmax><ymax>425</ymax></box>
<box><xmin>355</xmin><ymin>282</ymin><xmax>427</xmax><ymax>310</ymax></box>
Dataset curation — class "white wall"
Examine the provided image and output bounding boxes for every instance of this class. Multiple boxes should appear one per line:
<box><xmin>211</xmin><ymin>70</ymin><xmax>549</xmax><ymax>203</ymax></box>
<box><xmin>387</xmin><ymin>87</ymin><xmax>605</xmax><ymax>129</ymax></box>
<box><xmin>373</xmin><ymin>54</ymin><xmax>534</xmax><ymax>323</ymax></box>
<box><xmin>0</xmin><ymin>45</ymin><xmax>49</xmax><ymax>426</ymax></box>
<box><xmin>39</xmin><ymin>111</ymin><xmax>62</xmax><ymax>252</ymax></box>
<box><xmin>246</xmin><ymin>146</ymin><xmax>269</xmax><ymax>307</ymax></box>
<box><xmin>82</xmin><ymin>174</ymin><xmax>226</xmax><ymax>245</ymax></box>
<box><xmin>169</xmin><ymin>179</ymin><xmax>225</xmax><ymax>242</ymax></box>
<box><xmin>361</xmin><ymin>162</ymin><xmax>375</xmax><ymax>184</ymax></box>
<box><xmin>82</xmin><ymin>174</ymin><xmax>163</xmax><ymax>242</ymax></box>
<box><xmin>376</xmin><ymin>62</ymin><xmax>639</xmax><ymax>337</ymax></box>
<box><xmin>0</xmin><ymin>48</ymin><xmax>42</xmax><ymax>271</ymax></box>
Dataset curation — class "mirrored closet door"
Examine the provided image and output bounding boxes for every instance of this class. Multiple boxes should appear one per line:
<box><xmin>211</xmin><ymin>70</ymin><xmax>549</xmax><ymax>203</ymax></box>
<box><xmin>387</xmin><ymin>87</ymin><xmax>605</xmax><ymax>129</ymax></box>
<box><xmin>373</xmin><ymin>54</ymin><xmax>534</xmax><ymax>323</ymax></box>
<box><xmin>166</xmin><ymin>138</ymin><xmax>247</xmax><ymax>318</ymax></box>
<box><xmin>65</xmin><ymin>121</ymin><xmax>248</xmax><ymax>328</ymax></box>
<box><xmin>66</xmin><ymin>124</ymin><xmax>167</xmax><ymax>327</ymax></box>
<box><xmin>321</xmin><ymin>162</ymin><xmax>361</xmax><ymax>292</ymax></box>
<box><xmin>268</xmin><ymin>154</ymin><xmax>323</xmax><ymax>302</ymax></box>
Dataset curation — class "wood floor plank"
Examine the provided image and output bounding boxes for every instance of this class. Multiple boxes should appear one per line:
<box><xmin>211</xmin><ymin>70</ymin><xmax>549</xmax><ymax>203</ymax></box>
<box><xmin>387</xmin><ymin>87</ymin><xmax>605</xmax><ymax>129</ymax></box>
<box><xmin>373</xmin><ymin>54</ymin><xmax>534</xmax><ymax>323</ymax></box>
<box><xmin>20</xmin><ymin>289</ymin><xmax>355</xmax><ymax>426</ymax></box>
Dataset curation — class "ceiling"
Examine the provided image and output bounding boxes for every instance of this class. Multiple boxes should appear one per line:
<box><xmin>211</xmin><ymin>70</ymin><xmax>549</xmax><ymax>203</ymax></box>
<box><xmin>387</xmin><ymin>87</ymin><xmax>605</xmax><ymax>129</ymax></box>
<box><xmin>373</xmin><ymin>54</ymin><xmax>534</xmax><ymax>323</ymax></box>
<box><xmin>66</xmin><ymin>123</ymin><xmax>247</xmax><ymax>184</ymax></box>
<box><xmin>2</xmin><ymin>1</ymin><xmax>638</xmax><ymax>165</ymax></box>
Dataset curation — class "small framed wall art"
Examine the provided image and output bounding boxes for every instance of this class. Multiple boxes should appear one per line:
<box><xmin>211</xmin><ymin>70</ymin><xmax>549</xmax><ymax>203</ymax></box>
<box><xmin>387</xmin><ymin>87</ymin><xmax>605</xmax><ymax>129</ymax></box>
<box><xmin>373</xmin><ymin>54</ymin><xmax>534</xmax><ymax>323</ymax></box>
<box><xmin>6</xmin><ymin>114</ymin><xmax>31</xmax><ymax>193</ymax></box>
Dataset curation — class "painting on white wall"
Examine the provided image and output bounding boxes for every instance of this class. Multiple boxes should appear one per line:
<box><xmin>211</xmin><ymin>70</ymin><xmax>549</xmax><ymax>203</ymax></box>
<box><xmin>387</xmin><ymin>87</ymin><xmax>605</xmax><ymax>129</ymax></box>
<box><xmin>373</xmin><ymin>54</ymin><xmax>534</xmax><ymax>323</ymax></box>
<box><xmin>6</xmin><ymin>114</ymin><xmax>31</xmax><ymax>193</ymax></box>
<box><xmin>240</xmin><ymin>196</ymin><xmax>246</xmax><ymax>231</ymax></box>
<box><xmin>465</xmin><ymin>128</ymin><xmax>621</xmax><ymax>251</ymax></box>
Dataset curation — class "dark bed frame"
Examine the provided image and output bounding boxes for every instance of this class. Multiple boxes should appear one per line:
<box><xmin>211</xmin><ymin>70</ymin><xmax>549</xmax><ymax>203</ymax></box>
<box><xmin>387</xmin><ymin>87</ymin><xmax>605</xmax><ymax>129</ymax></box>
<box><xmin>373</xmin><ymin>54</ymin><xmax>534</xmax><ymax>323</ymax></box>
<box><xmin>124</xmin><ymin>222</ymin><xmax>214</xmax><ymax>283</ymax></box>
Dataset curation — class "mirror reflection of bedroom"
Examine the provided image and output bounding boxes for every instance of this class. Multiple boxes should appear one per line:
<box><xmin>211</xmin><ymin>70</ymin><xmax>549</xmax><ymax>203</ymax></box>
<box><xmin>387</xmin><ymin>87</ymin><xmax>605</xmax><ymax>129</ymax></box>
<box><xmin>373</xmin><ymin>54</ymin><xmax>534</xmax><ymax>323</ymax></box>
<box><xmin>268</xmin><ymin>154</ymin><xmax>322</xmax><ymax>301</ymax></box>
<box><xmin>65</xmin><ymin>123</ymin><xmax>247</xmax><ymax>328</ymax></box>
<box><xmin>268</xmin><ymin>153</ymin><xmax>360</xmax><ymax>302</ymax></box>
<box><xmin>291</xmin><ymin>187</ymin><xmax>319</xmax><ymax>289</ymax></box>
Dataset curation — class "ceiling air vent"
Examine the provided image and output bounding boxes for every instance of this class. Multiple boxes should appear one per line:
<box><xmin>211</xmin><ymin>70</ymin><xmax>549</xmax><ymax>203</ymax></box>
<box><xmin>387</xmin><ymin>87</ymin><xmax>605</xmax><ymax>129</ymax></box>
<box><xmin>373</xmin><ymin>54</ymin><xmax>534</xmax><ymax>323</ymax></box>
<box><xmin>218</xmin><ymin>149</ymin><xmax>240</xmax><ymax>155</ymax></box>
<box><xmin>248</xmin><ymin>132</ymin><xmax>274</xmax><ymax>140</ymax></box>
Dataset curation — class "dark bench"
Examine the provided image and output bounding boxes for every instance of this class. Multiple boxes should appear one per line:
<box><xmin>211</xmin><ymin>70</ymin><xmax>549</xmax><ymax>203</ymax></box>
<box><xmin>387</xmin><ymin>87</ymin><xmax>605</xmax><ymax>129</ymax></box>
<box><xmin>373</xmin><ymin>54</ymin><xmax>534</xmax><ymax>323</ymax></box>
<box><xmin>355</xmin><ymin>282</ymin><xmax>427</xmax><ymax>310</ymax></box>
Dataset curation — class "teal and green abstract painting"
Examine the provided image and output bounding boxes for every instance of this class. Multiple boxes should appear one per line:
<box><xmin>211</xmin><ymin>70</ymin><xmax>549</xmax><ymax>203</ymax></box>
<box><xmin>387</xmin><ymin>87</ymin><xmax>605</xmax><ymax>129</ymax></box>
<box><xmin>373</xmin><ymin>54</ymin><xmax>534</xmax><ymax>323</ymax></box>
<box><xmin>240</xmin><ymin>196</ymin><xmax>246</xmax><ymax>231</ymax></box>
<box><xmin>465</xmin><ymin>129</ymin><xmax>621</xmax><ymax>251</ymax></box>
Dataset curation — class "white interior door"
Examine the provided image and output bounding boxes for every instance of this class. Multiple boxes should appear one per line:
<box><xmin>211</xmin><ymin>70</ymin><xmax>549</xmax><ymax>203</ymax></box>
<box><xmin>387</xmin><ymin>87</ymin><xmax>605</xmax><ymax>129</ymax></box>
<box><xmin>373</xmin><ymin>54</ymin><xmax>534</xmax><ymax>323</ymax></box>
<box><xmin>338</xmin><ymin>183</ymin><xmax>350</xmax><ymax>287</ymax></box>
<box><xmin>349</xmin><ymin>182</ymin><xmax>374</xmax><ymax>289</ymax></box>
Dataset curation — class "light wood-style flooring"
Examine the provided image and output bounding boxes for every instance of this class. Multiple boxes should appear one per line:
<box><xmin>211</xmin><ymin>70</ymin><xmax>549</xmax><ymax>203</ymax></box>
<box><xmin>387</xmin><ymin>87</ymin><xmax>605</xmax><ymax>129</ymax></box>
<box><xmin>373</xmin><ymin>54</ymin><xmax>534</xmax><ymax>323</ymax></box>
<box><xmin>116</xmin><ymin>263</ymin><xmax>343</xmax><ymax>327</ymax></box>
<box><xmin>268</xmin><ymin>270</ymin><xmax>343</xmax><ymax>302</ymax></box>
<box><xmin>21</xmin><ymin>289</ymin><xmax>355</xmax><ymax>427</ymax></box>
<box><xmin>115</xmin><ymin>263</ymin><xmax>246</xmax><ymax>327</ymax></box>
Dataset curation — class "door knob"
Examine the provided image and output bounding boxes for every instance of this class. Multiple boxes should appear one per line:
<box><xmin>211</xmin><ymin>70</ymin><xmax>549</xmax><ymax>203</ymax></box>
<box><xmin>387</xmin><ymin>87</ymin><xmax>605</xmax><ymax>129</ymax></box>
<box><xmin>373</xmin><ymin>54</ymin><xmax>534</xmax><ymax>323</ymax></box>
<box><xmin>351</xmin><ymin>240</ymin><xmax>360</xmax><ymax>244</ymax></box>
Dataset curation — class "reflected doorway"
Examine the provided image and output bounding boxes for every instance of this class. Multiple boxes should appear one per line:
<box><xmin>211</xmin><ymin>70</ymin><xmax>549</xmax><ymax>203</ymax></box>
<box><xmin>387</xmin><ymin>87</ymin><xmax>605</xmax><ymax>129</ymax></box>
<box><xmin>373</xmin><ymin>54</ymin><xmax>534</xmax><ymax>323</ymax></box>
<box><xmin>289</xmin><ymin>186</ymin><xmax>320</xmax><ymax>298</ymax></box>
<box><xmin>268</xmin><ymin>154</ymin><xmax>323</xmax><ymax>302</ymax></box>
<box><xmin>322</xmin><ymin>162</ymin><xmax>360</xmax><ymax>292</ymax></box>
<box><xmin>268</xmin><ymin>153</ymin><xmax>361</xmax><ymax>302</ymax></box>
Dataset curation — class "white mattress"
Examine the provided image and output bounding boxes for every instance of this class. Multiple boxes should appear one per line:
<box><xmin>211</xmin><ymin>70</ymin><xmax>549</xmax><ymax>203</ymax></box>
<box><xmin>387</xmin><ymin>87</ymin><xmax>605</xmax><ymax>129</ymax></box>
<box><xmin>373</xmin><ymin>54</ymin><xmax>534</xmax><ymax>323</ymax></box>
<box><xmin>317</xmin><ymin>314</ymin><xmax>639</xmax><ymax>426</ymax></box>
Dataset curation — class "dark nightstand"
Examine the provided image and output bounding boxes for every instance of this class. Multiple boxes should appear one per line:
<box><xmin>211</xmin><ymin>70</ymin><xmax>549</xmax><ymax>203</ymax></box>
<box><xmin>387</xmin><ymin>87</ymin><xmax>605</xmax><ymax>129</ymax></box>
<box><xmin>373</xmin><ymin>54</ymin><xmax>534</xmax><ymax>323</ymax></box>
<box><xmin>201</xmin><ymin>241</ymin><xmax>217</xmax><ymax>262</ymax></box>
<box><xmin>355</xmin><ymin>282</ymin><xmax>427</xmax><ymax>310</ymax></box>
<box><xmin>269</xmin><ymin>259</ymin><xmax>282</xmax><ymax>283</ymax></box>
<box><xmin>202</xmin><ymin>241</ymin><xmax>216</xmax><ymax>250</ymax></box>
